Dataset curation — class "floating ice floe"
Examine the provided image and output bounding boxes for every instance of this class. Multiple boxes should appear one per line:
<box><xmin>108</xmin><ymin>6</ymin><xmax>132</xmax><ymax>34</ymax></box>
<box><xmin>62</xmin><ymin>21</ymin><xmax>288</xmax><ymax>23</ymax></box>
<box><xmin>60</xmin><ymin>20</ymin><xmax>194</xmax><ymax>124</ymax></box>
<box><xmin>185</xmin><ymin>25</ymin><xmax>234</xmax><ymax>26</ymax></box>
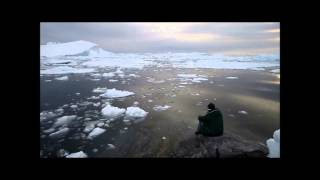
<box><xmin>101</xmin><ymin>104</ymin><xmax>126</xmax><ymax>118</ymax></box>
<box><xmin>75</xmin><ymin>93</ymin><xmax>80</xmax><ymax>95</ymax></box>
<box><xmin>191</xmin><ymin>77</ymin><xmax>208</xmax><ymax>83</ymax></box>
<box><xmin>148</xmin><ymin>99</ymin><xmax>153</xmax><ymax>103</ymax></box>
<box><xmin>177</xmin><ymin>74</ymin><xmax>198</xmax><ymax>78</ymax></box>
<box><xmin>88</xmin><ymin>96</ymin><xmax>100</xmax><ymax>100</ymax></box>
<box><xmin>92</xmin><ymin>87</ymin><xmax>107</xmax><ymax>93</ymax></box>
<box><xmin>55</xmin><ymin>76</ymin><xmax>69</xmax><ymax>81</ymax></box>
<box><xmin>43</xmin><ymin>128</ymin><xmax>56</xmax><ymax>134</ymax></box>
<box><xmin>103</xmin><ymin>72</ymin><xmax>115</xmax><ymax>77</ymax></box>
<box><xmin>70</xmin><ymin>105</ymin><xmax>78</xmax><ymax>109</ymax></box>
<box><xmin>87</xmin><ymin>127</ymin><xmax>106</xmax><ymax>139</ymax></box>
<box><xmin>266</xmin><ymin>129</ymin><xmax>280</xmax><ymax>158</ymax></box>
<box><xmin>124</xmin><ymin>107</ymin><xmax>148</xmax><ymax>123</ymax></box>
<box><xmin>83</xmin><ymin>121</ymin><xmax>99</xmax><ymax>133</ymax></box>
<box><xmin>226</xmin><ymin>76</ymin><xmax>239</xmax><ymax>79</ymax></box>
<box><xmin>238</xmin><ymin>110</ymin><xmax>248</xmax><ymax>115</ymax></box>
<box><xmin>93</xmin><ymin>102</ymin><xmax>101</xmax><ymax>107</ymax></box>
<box><xmin>100</xmin><ymin>88</ymin><xmax>135</xmax><ymax>98</ymax></box>
<box><xmin>153</xmin><ymin>105</ymin><xmax>171</xmax><ymax>111</ymax></box>
<box><xmin>53</xmin><ymin>115</ymin><xmax>77</xmax><ymax>127</ymax></box>
<box><xmin>66</xmin><ymin>151</ymin><xmax>88</xmax><ymax>158</ymax></box>
<box><xmin>41</xmin><ymin>66</ymin><xmax>96</xmax><ymax>75</ymax></box>
<box><xmin>49</xmin><ymin>127</ymin><xmax>70</xmax><ymax>138</ymax></box>
<box><xmin>40</xmin><ymin>110</ymin><xmax>64</xmax><ymax>121</ymax></box>
<box><xmin>162</xmin><ymin>136</ymin><xmax>167</xmax><ymax>140</ymax></box>
<box><xmin>45</xmin><ymin>79</ymin><xmax>52</xmax><ymax>82</ymax></box>
<box><xmin>109</xmin><ymin>79</ymin><xmax>118</xmax><ymax>82</ymax></box>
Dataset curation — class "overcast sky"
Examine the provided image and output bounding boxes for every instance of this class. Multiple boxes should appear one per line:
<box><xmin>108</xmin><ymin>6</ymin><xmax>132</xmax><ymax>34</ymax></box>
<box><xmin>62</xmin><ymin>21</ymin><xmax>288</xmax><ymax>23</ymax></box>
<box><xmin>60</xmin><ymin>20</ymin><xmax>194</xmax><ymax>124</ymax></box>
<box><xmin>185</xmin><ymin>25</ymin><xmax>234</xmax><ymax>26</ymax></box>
<box><xmin>41</xmin><ymin>22</ymin><xmax>279</xmax><ymax>55</ymax></box>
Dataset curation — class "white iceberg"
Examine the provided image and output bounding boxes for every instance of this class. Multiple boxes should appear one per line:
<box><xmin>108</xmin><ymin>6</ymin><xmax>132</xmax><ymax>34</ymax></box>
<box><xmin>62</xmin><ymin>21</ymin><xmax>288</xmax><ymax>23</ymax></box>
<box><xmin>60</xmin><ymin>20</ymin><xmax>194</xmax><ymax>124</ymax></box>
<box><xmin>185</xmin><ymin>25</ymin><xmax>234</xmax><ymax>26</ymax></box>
<box><xmin>87</xmin><ymin>127</ymin><xmax>106</xmax><ymax>139</ymax></box>
<box><xmin>266</xmin><ymin>129</ymin><xmax>280</xmax><ymax>158</ymax></box>
<box><xmin>66</xmin><ymin>151</ymin><xmax>88</xmax><ymax>158</ymax></box>
<box><xmin>41</xmin><ymin>40</ymin><xmax>97</xmax><ymax>57</ymax></box>
<box><xmin>100</xmin><ymin>88</ymin><xmax>135</xmax><ymax>98</ymax></box>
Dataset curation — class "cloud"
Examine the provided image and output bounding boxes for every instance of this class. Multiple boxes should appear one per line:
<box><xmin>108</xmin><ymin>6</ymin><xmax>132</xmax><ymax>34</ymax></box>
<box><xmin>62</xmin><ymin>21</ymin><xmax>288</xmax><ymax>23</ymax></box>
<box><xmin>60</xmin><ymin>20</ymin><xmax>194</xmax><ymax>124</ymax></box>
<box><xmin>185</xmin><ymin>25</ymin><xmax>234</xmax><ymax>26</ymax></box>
<box><xmin>41</xmin><ymin>22</ymin><xmax>280</xmax><ymax>54</ymax></box>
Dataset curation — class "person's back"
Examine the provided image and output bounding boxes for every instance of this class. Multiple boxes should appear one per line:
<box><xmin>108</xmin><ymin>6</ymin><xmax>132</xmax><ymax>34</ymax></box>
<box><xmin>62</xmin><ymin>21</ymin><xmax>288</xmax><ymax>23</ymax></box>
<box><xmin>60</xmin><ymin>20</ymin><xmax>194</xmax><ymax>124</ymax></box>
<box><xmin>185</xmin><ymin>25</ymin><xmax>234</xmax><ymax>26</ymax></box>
<box><xmin>196</xmin><ymin>103</ymin><xmax>223</xmax><ymax>136</ymax></box>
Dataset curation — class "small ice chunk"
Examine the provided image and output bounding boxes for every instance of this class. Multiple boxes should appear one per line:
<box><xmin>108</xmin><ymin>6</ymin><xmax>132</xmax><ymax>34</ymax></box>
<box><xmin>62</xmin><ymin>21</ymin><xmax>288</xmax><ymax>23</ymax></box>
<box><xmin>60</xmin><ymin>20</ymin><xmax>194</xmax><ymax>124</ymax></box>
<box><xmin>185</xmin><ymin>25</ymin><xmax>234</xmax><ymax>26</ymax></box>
<box><xmin>101</xmin><ymin>104</ymin><xmax>126</xmax><ymax>118</ymax></box>
<box><xmin>124</xmin><ymin>107</ymin><xmax>148</xmax><ymax>123</ymax></box>
<box><xmin>57</xmin><ymin>149</ymin><xmax>69</xmax><ymax>157</ymax></box>
<box><xmin>238</xmin><ymin>110</ymin><xmax>248</xmax><ymax>115</ymax></box>
<box><xmin>83</xmin><ymin>122</ymin><xmax>97</xmax><ymax>133</ymax></box>
<box><xmin>97</xmin><ymin>122</ymin><xmax>105</xmax><ymax>127</ymax></box>
<box><xmin>88</xmin><ymin>96</ymin><xmax>100</xmax><ymax>100</ymax></box>
<box><xmin>133</xmin><ymin>101</ymin><xmax>139</xmax><ymax>105</ymax></box>
<box><xmin>66</xmin><ymin>151</ymin><xmax>88</xmax><ymax>158</ymax></box>
<box><xmin>109</xmin><ymin>79</ymin><xmax>118</xmax><ymax>82</ymax></box>
<box><xmin>177</xmin><ymin>74</ymin><xmax>198</xmax><ymax>78</ymax></box>
<box><xmin>148</xmin><ymin>99</ymin><xmax>153</xmax><ymax>103</ymax></box>
<box><xmin>103</xmin><ymin>72</ymin><xmax>115</xmax><ymax>77</ymax></box>
<box><xmin>93</xmin><ymin>102</ymin><xmax>101</xmax><ymax>107</ymax></box>
<box><xmin>70</xmin><ymin>105</ymin><xmax>78</xmax><ymax>109</ymax></box>
<box><xmin>53</xmin><ymin>115</ymin><xmax>77</xmax><ymax>127</ymax></box>
<box><xmin>226</xmin><ymin>76</ymin><xmax>239</xmax><ymax>79</ymax></box>
<box><xmin>75</xmin><ymin>93</ymin><xmax>80</xmax><ymax>95</ymax></box>
<box><xmin>153</xmin><ymin>105</ymin><xmax>171</xmax><ymax>111</ymax></box>
<box><xmin>107</xmin><ymin>144</ymin><xmax>116</xmax><ymax>150</ymax></box>
<box><xmin>43</xmin><ymin>128</ymin><xmax>56</xmax><ymax>134</ymax></box>
<box><xmin>49</xmin><ymin>128</ymin><xmax>70</xmax><ymax>138</ymax></box>
<box><xmin>55</xmin><ymin>76</ymin><xmax>69</xmax><ymax>81</ymax></box>
<box><xmin>92</xmin><ymin>148</ymin><xmax>98</xmax><ymax>153</ymax></box>
<box><xmin>87</xmin><ymin>127</ymin><xmax>106</xmax><ymax>139</ymax></box>
<box><xmin>92</xmin><ymin>87</ymin><xmax>107</xmax><ymax>93</ymax></box>
<box><xmin>162</xmin><ymin>136</ymin><xmax>167</xmax><ymax>140</ymax></box>
<box><xmin>45</xmin><ymin>80</ymin><xmax>52</xmax><ymax>82</ymax></box>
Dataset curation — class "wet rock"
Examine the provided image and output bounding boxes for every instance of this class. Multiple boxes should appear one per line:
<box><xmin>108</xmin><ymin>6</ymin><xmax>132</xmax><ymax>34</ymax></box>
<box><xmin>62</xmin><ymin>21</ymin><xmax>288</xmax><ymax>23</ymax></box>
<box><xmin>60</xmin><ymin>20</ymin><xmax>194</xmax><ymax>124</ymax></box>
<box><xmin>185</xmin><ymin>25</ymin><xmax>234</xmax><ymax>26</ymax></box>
<box><xmin>171</xmin><ymin>132</ymin><xmax>268</xmax><ymax>158</ymax></box>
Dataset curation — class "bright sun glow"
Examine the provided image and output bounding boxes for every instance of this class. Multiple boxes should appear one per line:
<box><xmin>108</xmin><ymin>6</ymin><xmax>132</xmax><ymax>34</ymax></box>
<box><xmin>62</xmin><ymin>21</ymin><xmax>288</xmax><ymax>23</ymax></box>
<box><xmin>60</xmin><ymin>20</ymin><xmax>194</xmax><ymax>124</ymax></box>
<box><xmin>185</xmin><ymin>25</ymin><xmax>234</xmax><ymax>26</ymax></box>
<box><xmin>140</xmin><ymin>23</ymin><xmax>216</xmax><ymax>42</ymax></box>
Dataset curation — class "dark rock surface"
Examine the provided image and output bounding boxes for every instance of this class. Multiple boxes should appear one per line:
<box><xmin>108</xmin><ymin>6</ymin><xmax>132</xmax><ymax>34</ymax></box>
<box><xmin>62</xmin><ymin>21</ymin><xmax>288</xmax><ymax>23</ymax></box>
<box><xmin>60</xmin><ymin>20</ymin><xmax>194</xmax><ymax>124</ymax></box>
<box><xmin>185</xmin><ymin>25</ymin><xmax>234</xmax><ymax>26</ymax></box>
<box><xmin>171</xmin><ymin>133</ymin><xmax>268</xmax><ymax>158</ymax></box>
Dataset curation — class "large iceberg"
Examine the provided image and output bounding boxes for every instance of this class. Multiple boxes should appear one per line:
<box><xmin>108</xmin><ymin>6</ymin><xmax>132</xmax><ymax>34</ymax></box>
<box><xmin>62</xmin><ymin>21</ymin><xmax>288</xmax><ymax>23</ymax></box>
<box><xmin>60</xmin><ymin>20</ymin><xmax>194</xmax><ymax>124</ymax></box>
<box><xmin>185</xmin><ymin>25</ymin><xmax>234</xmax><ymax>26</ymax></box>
<box><xmin>41</xmin><ymin>40</ymin><xmax>97</xmax><ymax>57</ymax></box>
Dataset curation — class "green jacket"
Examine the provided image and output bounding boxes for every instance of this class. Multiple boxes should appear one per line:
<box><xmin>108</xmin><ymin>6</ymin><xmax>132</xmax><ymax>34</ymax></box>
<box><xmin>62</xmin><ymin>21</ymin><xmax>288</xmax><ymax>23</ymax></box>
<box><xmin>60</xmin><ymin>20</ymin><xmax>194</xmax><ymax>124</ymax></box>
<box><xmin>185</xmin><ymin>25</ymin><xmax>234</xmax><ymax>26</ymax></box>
<box><xmin>198</xmin><ymin>109</ymin><xmax>224</xmax><ymax>136</ymax></box>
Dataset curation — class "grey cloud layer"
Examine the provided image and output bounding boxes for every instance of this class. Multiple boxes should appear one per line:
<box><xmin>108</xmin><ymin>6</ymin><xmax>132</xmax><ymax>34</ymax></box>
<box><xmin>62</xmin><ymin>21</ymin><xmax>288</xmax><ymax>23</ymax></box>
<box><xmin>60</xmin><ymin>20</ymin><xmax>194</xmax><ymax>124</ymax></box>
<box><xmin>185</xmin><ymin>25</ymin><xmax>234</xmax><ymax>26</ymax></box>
<box><xmin>41</xmin><ymin>22</ymin><xmax>279</xmax><ymax>54</ymax></box>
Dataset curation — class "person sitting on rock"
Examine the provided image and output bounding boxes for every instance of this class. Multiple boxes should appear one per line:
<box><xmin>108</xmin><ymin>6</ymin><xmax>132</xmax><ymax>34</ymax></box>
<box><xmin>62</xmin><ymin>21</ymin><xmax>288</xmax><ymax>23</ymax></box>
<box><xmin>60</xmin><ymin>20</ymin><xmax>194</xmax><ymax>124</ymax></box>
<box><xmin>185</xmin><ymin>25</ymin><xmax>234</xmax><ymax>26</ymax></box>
<box><xmin>195</xmin><ymin>103</ymin><xmax>223</xmax><ymax>136</ymax></box>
